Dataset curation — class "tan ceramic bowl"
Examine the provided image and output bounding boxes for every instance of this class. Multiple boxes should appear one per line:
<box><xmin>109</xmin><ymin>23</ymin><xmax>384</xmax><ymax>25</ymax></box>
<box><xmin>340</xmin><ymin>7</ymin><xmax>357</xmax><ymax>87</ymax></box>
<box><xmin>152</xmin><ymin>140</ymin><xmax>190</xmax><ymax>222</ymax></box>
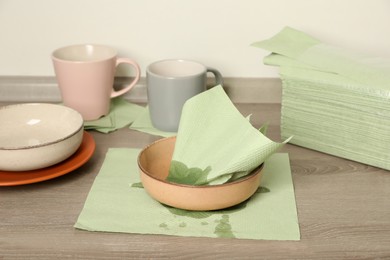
<box><xmin>0</xmin><ymin>103</ymin><xmax>84</xmax><ymax>171</ymax></box>
<box><xmin>138</xmin><ymin>136</ymin><xmax>264</xmax><ymax>211</ymax></box>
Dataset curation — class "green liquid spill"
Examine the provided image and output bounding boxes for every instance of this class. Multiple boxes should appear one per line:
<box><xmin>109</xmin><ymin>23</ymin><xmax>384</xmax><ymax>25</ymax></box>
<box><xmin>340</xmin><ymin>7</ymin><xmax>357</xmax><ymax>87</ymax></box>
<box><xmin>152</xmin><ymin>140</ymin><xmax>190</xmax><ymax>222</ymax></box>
<box><xmin>159</xmin><ymin>223</ymin><xmax>168</xmax><ymax>229</ymax></box>
<box><xmin>149</xmin><ymin>185</ymin><xmax>270</xmax><ymax>235</ymax></box>
<box><xmin>179</xmin><ymin>222</ymin><xmax>187</xmax><ymax>228</ymax></box>
<box><xmin>214</xmin><ymin>215</ymin><xmax>235</xmax><ymax>238</ymax></box>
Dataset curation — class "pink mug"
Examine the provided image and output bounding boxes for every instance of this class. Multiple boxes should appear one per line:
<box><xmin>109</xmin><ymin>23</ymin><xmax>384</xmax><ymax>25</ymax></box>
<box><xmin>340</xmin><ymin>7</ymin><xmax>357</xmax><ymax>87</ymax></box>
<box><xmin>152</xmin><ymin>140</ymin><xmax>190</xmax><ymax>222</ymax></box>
<box><xmin>52</xmin><ymin>44</ymin><xmax>140</xmax><ymax>120</ymax></box>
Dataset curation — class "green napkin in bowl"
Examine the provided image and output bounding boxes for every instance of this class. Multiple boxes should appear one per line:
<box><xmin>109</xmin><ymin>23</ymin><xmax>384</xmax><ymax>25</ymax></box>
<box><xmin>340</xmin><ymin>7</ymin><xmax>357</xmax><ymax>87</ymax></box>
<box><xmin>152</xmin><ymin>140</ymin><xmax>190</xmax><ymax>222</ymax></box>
<box><xmin>167</xmin><ymin>85</ymin><xmax>289</xmax><ymax>185</ymax></box>
<box><xmin>84</xmin><ymin>98</ymin><xmax>144</xmax><ymax>133</ymax></box>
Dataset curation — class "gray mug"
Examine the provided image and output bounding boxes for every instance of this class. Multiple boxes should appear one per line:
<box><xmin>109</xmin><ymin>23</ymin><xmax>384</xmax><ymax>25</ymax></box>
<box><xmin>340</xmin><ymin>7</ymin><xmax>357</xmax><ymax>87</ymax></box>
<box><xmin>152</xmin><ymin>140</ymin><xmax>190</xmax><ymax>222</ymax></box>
<box><xmin>146</xmin><ymin>59</ymin><xmax>223</xmax><ymax>132</ymax></box>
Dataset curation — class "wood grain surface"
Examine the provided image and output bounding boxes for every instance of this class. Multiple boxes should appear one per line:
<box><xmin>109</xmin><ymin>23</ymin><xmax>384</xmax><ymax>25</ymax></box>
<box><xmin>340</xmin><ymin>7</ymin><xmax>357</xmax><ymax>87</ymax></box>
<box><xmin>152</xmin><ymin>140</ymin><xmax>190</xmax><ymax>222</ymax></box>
<box><xmin>1</xmin><ymin>103</ymin><xmax>389</xmax><ymax>259</ymax></box>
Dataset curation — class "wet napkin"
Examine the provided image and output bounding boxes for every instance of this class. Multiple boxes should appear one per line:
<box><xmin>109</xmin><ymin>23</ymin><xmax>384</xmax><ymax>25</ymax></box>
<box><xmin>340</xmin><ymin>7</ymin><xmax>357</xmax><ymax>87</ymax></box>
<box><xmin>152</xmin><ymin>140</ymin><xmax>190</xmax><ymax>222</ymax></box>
<box><xmin>84</xmin><ymin>98</ymin><xmax>144</xmax><ymax>133</ymax></box>
<box><xmin>74</xmin><ymin>148</ymin><xmax>300</xmax><ymax>240</ymax></box>
<box><xmin>168</xmin><ymin>85</ymin><xmax>288</xmax><ymax>185</ymax></box>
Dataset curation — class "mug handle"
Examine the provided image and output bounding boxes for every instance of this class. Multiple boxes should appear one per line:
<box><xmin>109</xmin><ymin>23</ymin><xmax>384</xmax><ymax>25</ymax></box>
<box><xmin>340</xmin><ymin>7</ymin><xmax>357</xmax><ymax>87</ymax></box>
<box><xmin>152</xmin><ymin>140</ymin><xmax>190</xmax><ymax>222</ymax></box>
<box><xmin>206</xmin><ymin>67</ymin><xmax>223</xmax><ymax>87</ymax></box>
<box><xmin>111</xmin><ymin>58</ymin><xmax>141</xmax><ymax>98</ymax></box>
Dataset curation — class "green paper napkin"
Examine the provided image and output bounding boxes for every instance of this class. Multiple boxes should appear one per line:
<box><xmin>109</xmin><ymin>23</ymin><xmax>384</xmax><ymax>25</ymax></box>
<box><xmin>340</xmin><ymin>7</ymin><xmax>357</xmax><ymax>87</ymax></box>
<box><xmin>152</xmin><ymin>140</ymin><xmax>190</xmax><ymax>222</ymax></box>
<box><xmin>84</xmin><ymin>98</ymin><xmax>144</xmax><ymax>133</ymax></box>
<box><xmin>168</xmin><ymin>85</ymin><xmax>289</xmax><ymax>185</ymax></box>
<box><xmin>129</xmin><ymin>106</ymin><xmax>176</xmax><ymax>137</ymax></box>
<box><xmin>252</xmin><ymin>26</ymin><xmax>320</xmax><ymax>58</ymax></box>
<box><xmin>74</xmin><ymin>148</ymin><xmax>300</xmax><ymax>240</ymax></box>
<box><xmin>252</xmin><ymin>26</ymin><xmax>390</xmax><ymax>90</ymax></box>
<box><xmin>84</xmin><ymin>113</ymin><xmax>114</xmax><ymax>129</ymax></box>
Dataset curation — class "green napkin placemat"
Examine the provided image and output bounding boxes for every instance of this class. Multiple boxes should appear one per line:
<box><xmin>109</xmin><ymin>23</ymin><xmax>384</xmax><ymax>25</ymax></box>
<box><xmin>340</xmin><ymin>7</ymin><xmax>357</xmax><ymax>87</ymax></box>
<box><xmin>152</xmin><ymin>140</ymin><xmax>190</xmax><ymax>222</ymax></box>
<box><xmin>74</xmin><ymin>148</ymin><xmax>300</xmax><ymax>240</ymax></box>
<box><xmin>129</xmin><ymin>107</ymin><xmax>176</xmax><ymax>137</ymax></box>
<box><xmin>84</xmin><ymin>98</ymin><xmax>144</xmax><ymax>133</ymax></box>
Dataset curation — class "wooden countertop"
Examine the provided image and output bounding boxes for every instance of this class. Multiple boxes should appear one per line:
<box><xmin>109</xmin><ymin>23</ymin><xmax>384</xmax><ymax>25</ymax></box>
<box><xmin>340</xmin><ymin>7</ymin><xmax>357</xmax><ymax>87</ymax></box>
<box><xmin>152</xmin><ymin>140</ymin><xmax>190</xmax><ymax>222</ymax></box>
<box><xmin>1</xmin><ymin>103</ymin><xmax>389</xmax><ymax>259</ymax></box>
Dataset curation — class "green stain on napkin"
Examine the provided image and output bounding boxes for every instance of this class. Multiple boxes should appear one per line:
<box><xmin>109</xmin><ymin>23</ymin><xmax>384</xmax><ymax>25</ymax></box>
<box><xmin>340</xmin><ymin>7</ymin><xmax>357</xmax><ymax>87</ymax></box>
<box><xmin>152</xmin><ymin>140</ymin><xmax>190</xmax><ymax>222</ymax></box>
<box><xmin>214</xmin><ymin>215</ymin><xmax>234</xmax><ymax>238</ymax></box>
<box><xmin>168</xmin><ymin>85</ymin><xmax>289</xmax><ymax>185</ymax></box>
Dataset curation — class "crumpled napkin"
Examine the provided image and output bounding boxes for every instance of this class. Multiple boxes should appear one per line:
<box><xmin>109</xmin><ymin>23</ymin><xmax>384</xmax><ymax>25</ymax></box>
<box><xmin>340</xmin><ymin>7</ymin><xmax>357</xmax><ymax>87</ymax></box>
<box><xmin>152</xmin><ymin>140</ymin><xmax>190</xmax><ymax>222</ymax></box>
<box><xmin>167</xmin><ymin>85</ymin><xmax>289</xmax><ymax>185</ymax></box>
<box><xmin>251</xmin><ymin>26</ymin><xmax>390</xmax><ymax>90</ymax></box>
<box><xmin>84</xmin><ymin>98</ymin><xmax>144</xmax><ymax>133</ymax></box>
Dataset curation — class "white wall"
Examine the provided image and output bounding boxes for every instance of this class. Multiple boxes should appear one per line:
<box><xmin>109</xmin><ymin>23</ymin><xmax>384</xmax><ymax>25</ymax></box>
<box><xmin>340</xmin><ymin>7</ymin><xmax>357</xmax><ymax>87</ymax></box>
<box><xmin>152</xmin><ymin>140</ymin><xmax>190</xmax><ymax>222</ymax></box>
<box><xmin>1</xmin><ymin>0</ymin><xmax>390</xmax><ymax>78</ymax></box>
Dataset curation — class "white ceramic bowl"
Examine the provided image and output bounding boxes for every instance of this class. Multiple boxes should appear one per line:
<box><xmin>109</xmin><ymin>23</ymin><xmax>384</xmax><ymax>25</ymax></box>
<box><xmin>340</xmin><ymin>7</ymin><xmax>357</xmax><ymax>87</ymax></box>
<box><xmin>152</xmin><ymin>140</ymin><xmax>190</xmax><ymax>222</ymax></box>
<box><xmin>0</xmin><ymin>103</ymin><xmax>84</xmax><ymax>171</ymax></box>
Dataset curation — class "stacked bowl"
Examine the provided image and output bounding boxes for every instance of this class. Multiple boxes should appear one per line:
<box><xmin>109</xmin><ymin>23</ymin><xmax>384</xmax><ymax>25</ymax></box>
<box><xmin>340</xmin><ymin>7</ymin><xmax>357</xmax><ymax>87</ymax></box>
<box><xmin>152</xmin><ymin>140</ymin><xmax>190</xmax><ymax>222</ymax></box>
<box><xmin>0</xmin><ymin>103</ymin><xmax>84</xmax><ymax>171</ymax></box>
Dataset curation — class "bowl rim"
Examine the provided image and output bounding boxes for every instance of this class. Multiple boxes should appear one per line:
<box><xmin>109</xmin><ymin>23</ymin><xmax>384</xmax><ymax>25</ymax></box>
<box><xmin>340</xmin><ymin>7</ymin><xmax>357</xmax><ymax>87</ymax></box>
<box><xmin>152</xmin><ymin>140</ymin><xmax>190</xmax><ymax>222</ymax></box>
<box><xmin>0</xmin><ymin>103</ymin><xmax>84</xmax><ymax>151</ymax></box>
<box><xmin>137</xmin><ymin>136</ymin><xmax>264</xmax><ymax>189</ymax></box>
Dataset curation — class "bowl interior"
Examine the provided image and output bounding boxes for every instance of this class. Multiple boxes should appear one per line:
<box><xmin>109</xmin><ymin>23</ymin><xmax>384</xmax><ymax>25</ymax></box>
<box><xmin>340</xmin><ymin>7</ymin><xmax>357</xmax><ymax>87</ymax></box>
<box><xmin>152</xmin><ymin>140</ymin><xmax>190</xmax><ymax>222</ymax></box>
<box><xmin>0</xmin><ymin>103</ymin><xmax>83</xmax><ymax>149</ymax></box>
<box><xmin>138</xmin><ymin>136</ymin><xmax>176</xmax><ymax>182</ymax></box>
<box><xmin>139</xmin><ymin>136</ymin><xmax>261</xmax><ymax>186</ymax></box>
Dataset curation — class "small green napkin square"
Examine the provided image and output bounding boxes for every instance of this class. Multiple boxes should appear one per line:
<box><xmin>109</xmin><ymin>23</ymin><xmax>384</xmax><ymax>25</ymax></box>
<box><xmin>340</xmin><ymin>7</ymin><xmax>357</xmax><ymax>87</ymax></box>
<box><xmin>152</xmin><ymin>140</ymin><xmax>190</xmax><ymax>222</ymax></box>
<box><xmin>168</xmin><ymin>85</ymin><xmax>289</xmax><ymax>185</ymax></box>
<box><xmin>74</xmin><ymin>148</ymin><xmax>300</xmax><ymax>240</ymax></box>
<box><xmin>84</xmin><ymin>98</ymin><xmax>144</xmax><ymax>133</ymax></box>
<box><xmin>129</xmin><ymin>106</ymin><xmax>176</xmax><ymax>137</ymax></box>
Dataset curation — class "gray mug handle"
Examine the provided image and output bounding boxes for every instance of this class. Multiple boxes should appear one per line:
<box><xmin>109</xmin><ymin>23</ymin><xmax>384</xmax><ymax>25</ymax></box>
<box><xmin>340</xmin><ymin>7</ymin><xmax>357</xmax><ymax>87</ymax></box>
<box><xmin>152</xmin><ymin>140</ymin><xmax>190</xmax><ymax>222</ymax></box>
<box><xmin>206</xmin><ymin>67</ymin><xmax>223</xmax><ymax>87</ymax></box>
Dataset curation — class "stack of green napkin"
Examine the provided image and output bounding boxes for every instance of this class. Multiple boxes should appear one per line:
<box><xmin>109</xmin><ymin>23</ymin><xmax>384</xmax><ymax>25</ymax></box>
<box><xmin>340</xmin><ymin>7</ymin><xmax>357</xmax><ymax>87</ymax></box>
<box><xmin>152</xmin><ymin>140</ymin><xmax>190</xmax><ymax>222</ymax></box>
<box><xmin>84</xmin><ymin>98</ymin><xmax>144</xmax><ymax>133</ymax></box>
<box><xmin>252</xmin><ymin>27</ymin><xmax>390</xmax><ymax>170</ymax></box>
<box><xmin>167</xmin><ymin>85</ymin><xmax>288</xmax><ymax>185</ymax></box>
